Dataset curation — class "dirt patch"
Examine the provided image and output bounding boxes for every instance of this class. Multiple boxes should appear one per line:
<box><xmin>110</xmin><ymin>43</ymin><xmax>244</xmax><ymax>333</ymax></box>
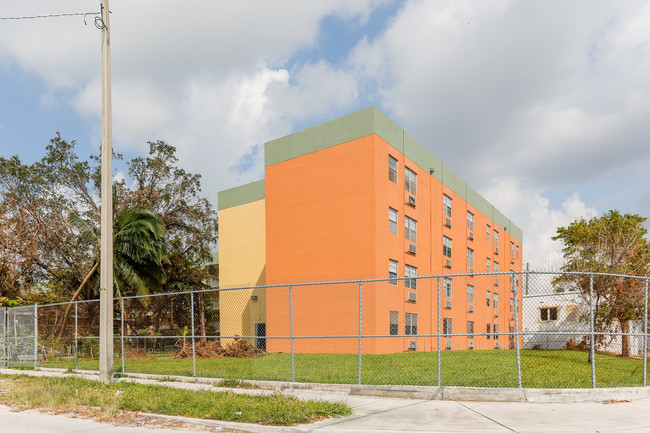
<box><xmin>174</xmin><ymin>338</ymin><xmax>263</xmax><ymax>359</ymax></box>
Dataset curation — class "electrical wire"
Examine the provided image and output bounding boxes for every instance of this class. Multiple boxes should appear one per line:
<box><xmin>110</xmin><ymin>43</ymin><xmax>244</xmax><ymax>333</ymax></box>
<box><xmin>0</xmin><ymin>11</ymin><xmax>101</xmax><ymax>22</ymax></box>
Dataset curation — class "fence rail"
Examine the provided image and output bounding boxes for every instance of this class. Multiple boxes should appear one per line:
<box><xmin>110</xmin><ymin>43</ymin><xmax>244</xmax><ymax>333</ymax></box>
<box><xmin>2</xmin><ymin>271</ymin><xmax>649</xmax><ymax>389</ymax></box>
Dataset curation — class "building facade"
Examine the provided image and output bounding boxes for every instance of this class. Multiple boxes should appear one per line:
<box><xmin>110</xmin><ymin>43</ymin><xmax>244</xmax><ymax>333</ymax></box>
<box><xmin>218</xmin><ymin>107</ymin><xmax>523</xmax><ymax>354</ymax></box>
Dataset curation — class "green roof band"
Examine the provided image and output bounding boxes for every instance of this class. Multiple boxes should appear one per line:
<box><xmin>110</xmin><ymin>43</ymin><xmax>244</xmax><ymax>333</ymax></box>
<box><xmin>218</xmin><ymin>179</ymin><xmax>265</xmax><ymax>211</ymax></box>
<box><xmin>264</xmin><ymin>107</ymin><xmax>522</xmax><ymax>242</ymax></box>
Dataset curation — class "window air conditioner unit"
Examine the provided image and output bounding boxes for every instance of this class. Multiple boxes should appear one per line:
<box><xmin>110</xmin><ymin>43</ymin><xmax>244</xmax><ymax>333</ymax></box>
<box><xmin>445</xmin><ymin>300</ymin><xmax>452</xmax><ymax>309</ymax></box>
<box><xmin>408</xmin><ymin>195</ymin><xmax>416</xmax><ymax>206</ymax></box>
<box><xmin>468</xmin><ymin>232</ymin><xmax>474</xmax><ymax>240</ymax></box>
<box><xmin>408</xmin><ymin>243</ymin><xmax>417</xmax><ymax>254</ymax></box>
<box><xmin>468</xmin><ymin>304</ymin><xmax>474</xmax><ymax>313</ymax></box>
<box><xmin>445</xmin><ymin>259</ymin><xmax>452</xmax><ymax>268</ymax></box>
<box><xmin>469</xmin><ymin>341</ymin><xmax>474</xmax><ymax>350</ymax></box>
<box><xmin>408</xmin><ymin>292</ymin><xmax>417</xmax><ymax>302</ymax></box>
<box><xmin>511</xmin><ymin>258</ymin><xmax>515</xmax><ymax>264</ymax></box>
<box><xmin>408</xmin><ymin>340</ymin><xmax>417</xmax><ymax>351</ymax></box>
<box><xmin>445</xmin><ymin>218</ymin><xmax>452</xmax><ymax>227</ymax></box>
<box><xmin>494</xmin><ymin>279</ymin><xmax>499</xmax><ymax>287</ymax></box>
<box><xmin>494</xmin><ymin>310</ymin><xmax>499</xmax><ymax>317</ymax></box>
<box><xmin>495</xmin><ymin>342</ymin><xmax>500</xmax><ymax>349</ymax></box>
<box><xmin>469</xmin><ymin>268</ymin><xmax>474</xmax><ymax>275</ymax></box>
<box><xmin>495</xmin><ymin>247</ymin><xmax>499</xmax><ymax>255</ymax></box>
<box><xmin>445</xmin><ymin>341</ymin><xmax>452</xmax><ymax>350</ymax></box>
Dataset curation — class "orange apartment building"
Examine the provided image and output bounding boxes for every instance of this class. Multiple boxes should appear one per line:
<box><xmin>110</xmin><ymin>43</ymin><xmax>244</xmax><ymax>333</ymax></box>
<box><xmin>218</xmin><ymin>107</ymin><xmax>523</xmax><ymax>354</ymax></box>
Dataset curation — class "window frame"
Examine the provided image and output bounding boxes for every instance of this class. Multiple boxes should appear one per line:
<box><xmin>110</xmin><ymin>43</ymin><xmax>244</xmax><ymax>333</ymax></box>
<box><xmin>467</xmin><ymin>284</ymin><xmax>474</xmax><ymax>303</ymax></box>
<box><xmin>443</xmin><ymin>194</ymin><xmax>452</xmax><ymax>218</ymax></box>
<box><xmin>443</xmin><ymin>236</ymin><xmax>452</xmax><ymax>258</ymax></box>
<box><xmin>405</xmin><ymin>313</ymin><xmax>418</xmax><ymax>335</ymax></box>
<box><xmin>388</xmin><ymin>207</ymin><xmax>398</xmax><ymax>234</ymax></box>
<box><xmin>444</xmin><ymin>277</ymin><xmax>452</xmax><ymax>298</ymax></box>
<box><xmin>405</xmin><ymin>166</ymin><xmax>417</xmax><ymax>194</ymax></box>
<box><xmin>467</xmin><ymin>211</ymin><xmax>474</xmax><ymax>231</ymax></box>
<box><xmin>388</xmin><ymin>155</ymin><xmax>398</xmax><ymax>183</ymax></box>
<box><xmin>540</xmin><ymin>306</ymin><xmax>559</xmax><ymax>322</ymax></box>
<box><xmin>405</xmin><ymin>216</ymin><xmax>417</xmax><ymax>242</ymax></box>
<box><xmin>486</xmin><ymin>290</ymin><xmax>491</xmax><ymax>307</ymax></box>
<box><xmin>405</xmin><ymin>264</ymin><xmax>417</xmax><ymax>290</ymax></box>
<box><xmin>389</xmin><ymin>260</ymin><xmax>398</xmax><ymax>285</ymax></box>
<box><xmin>467</xmin><ymin>248</ymin><xmax>474</xmax><ymax>267</ymax></box>
<box><xmin>443</xmin><ymin>318</ymin><xmax>452</xmax><ymax>337</ymax></box>
<box><xmin>389</xmin><ymin>311</ymin><xmax>399</xmax><ymax>336</ymax></box>
<box><xmin>467</xmin><ymin>321</ymin><xmax>474</xmax><ymax>339</ymax></box>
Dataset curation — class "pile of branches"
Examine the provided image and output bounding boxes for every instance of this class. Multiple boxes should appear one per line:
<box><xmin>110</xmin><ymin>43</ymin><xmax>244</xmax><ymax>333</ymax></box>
<box><xmin>174</xmin><ymin>338</ymin><xmax>263</xmax><ymax>359</ymax></box>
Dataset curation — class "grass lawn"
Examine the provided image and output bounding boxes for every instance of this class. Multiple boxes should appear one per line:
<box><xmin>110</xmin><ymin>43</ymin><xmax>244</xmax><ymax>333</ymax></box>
<box><xmin>39</xmin><ymin>349</ymin><xmax>647</xmax><ymax>389</ymax></box>
<box><xmin>0</xmin><ymin>374</ymin><xmax>351</xmax><ymax>425</ymax></box>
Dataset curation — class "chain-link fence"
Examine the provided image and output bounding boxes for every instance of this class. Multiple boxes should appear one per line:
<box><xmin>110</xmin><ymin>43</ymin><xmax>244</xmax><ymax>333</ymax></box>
<box><xmin>2</xmin><ymin>271</ymin><xmax>648</xmax><ymax>389</ymax></box>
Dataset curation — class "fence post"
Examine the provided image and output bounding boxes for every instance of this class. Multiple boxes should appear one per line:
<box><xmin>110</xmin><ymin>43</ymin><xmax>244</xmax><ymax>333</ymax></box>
<box><xmin>120</xmin><ymin>299</ymin><xmax>125</xmax><ymax>374</ymax></box>
<box><xmin>437</xmin><ymin>277</ymin><xmax>441</xmax><ymax>387</ymax></box>
<box><xmin>74</xmin><ymin>302</ymin><xmax>79</xmax><ymax>370</ymax></box>
<box><xmin>289</xmin><ymin>285</ymin><xmax>295</xmax><ymax>383</ymax></box>
<box><xmin>512</xmin><ymin>273</ymin><xmax>521</xmax><ymax>388</ymax></box>
<box><xmin>190</xmin><ymin>293</ymin><xmax>196</xmax><ymax>377</ymax></box>
<box><xmin>589</xmin><ymin>274</ymin><xmax>596</xmax><ymax>388</ymax></box>
<box><xmin>358</xmin><ymin>281</ymin><xmax>363</xmax><ymax>385</ymax></box>
<box><xmin>643</xmin><ymin>277</ymin><xmax>648</xmax><ymax>386</ymax></box>
<box><xmin>33</xmin><ymin>304</ymin><xmax>38</xmax><ymax>368</ymax></box>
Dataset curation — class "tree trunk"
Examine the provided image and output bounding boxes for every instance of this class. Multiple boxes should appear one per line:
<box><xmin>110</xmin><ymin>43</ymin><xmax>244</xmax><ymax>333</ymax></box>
<box><xmin>57</xmin><ymin>260</ymin><xmax>100</xmax><ymax>339</ymax></box>
<box><xmin>621</xmin><ymin>319</ymin><xmax>631</xmax><ymax>358</ymax></box>
<box><xmin>198</xmin><ymin>291</ymin><xmax>206</xmax><ymax>339</ymax></box>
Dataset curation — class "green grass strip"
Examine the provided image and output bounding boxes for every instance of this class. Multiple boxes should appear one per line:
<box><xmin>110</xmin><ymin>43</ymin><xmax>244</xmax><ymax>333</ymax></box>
<box><xmin>0</xmin><ymin>374</ymin><xmax>351</xmax><ymax>426</ymax></box>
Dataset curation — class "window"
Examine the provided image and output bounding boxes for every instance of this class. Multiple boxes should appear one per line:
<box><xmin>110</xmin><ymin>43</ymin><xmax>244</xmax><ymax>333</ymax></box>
<box><xmin>486</xmin><ymin>258</ymin><xmax>491</xmax><ymax>272</ymax></box>
<box><xmin>494</xmin><ymin>324</ymin><xmax>499</xmax><ymax>340</ymax></box>
<box><xmin>405</xmin><ymin>265</ymin><xmax>417</xmax><ymax>290</ymax></box>
<box><xmin>443</xmin><ymin>318</ymin><xmax>452</xmax><ymax>337</ymax></box>
<box><xmin>486</xmin><ymin>291</ymin><xmax>491</xmax><ymax>307</ymax></box>
<box><xmin>443</xmin><ymin>194</ymin><xmax>452</xmax><ymax>217</ymax></box>
<box><xmin>467</xmin><ymin>248</ymin><xmax>474</xmax><ymax>267</ymax></box>
<box><xmin>540</xmin><ymin>307</ymin><xmax>559</xmax><ymax>322</ymax></box>
<box><xmin>389</xmin><ymin>311</ymin><xmax>399</xmax><ymax>335</ymax></box>
<box><xmin>493</xmin><ymin>293</ymin><xmax>499</xmax><ymax>309</ymax></box>
<box><xmin>516</xmin><ymin>245</ymin><xmax>520</xmax><ymax>259</ymax></box>
<box><xmin>494</xmin><ymin>229</ymin><xmax>499</xmax><ymax>247</ymax></box>
<box><xmin>443</xmin><ymin>236</ymin><xmax>452</xmax><ymax>258</ymax></box>
<box><xmin>405</xmin><ymin>313</ymin><xmax>418</xmax><ymax>335</ymax></box>
<box><xmin>444</xmin><ymin>277</ymin><xmax>452</xmax><ymax>297</ymax></box>
<box><xmin>389</xmin><ymin>260</ymin><xmax>398</xmax><ymax>285</ymax></box>
<box><xmin>566</xmin><ymin>305</ymin><xmax>578</xmax><ymax>322</ymax></box>
<box><xmin>510</xmin><ymin>298</ymin><xmax>515</xmax><ymax>313</ymax></box>
<box><xmin>486</xmin><ymin>323</ymin><xmax>491</xmax><ymax>339</ymax></box>
<box><xmin>467</xmin><ymin>285</ymin><xmax>474</xmax><ymax>303</ymax></box>
<box><xmin>388</xmin><ymin>207</ymin><xmax>398</xmax><ymax>234</ymax></box>
<box><xmin>467</xmin><ymin>321</ymin><xmax>474</xmax><ymax>339</ymax></box>
<box><xmin>405</xmin><ymin>167</ymin><xmax>417</xmax><ymax>194</ymax></box>
<box><xmin>405</xmin><ymin>216</ymin><xmax>417</xmax><ymax>242</ymax></box>
<box><xmin>510</xmin><ymin>241</ymin><xmax>515</xmax><ymax>257</ymax></box>
<box><xmin>467</xmin><ymin>211</ymin><xmax>474</xmax><ymax>231</ymax></box>
<box><xmin>389</xmin><ymin>156</ymin><xmax>397</xmax><ymax>183</ymax></box>
<box><xmin>493</xmin><ymin>261</ymin><xmax>499</xmax><ymax>273</ymax></box>
<box><xmin>486</xmin><ymin>224</ymin><xmax>491</xmax><ymax>241</ymax></box>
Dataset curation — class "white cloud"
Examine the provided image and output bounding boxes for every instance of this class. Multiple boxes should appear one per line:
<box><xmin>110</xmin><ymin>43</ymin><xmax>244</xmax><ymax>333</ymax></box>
<box><xmin>482</xmin><ymin>178</ymin><xmax>597</xmax><ymax>269</ymax></box>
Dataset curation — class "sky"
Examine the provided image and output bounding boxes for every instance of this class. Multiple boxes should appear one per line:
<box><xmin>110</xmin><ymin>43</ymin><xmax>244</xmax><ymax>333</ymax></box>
<box><xmin>1</xmin><ymin>0</ymin><xmax>649</xmax><ymax>269</ymax></box>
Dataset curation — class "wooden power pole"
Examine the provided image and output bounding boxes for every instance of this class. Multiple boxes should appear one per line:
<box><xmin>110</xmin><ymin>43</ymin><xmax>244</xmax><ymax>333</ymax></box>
<box><xmin>99</xmin><ymin>0</ymin><xmax>114</xmax><ymax>384</ymax></box>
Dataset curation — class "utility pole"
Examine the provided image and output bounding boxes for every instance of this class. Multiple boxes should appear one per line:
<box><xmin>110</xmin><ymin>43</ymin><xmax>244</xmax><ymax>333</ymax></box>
<box><xmin>99</xmin><ymin>0</ymin><xmax>114</xmax><ymax>384</ymax></box>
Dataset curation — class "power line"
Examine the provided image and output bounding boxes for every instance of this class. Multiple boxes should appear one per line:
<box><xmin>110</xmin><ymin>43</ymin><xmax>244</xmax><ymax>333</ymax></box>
<box><xmin>0</xmin><ymin>11</ymin><xmax>101</xmax><ymax>21</ymax></box>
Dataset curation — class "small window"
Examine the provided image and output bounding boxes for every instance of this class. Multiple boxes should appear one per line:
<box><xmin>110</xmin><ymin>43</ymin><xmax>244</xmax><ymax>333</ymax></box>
<box><xmin>493</xmin><ymin>324</ymin><xmax>499</xmax><ymax>340</ymax></box>
<box><xmin>405</xmin><ymin>264</ymin><xmax>417</xmax><ymax>290</ymax></box>
<box><xmin>443</xmin><ymin>318</ymin><xmax>452</xmax><ymax>337</ymax></box>
<box><xmin>540</xmin><ymin>307</ymin><xmax>559</xmax><ymax>322</ymax></box>
<box><xmin>389</xmin><ymin>311</ymin><xmax>399</xmax><ymax>335</ymax></box>
<box><xmin>405</xmin><ymin>313</ymin><xmax>418</xmax><ymax>335</ymax></box>
<box><xmin>388</xmin><ymin>207</ymin><xmax>398</xmax><ymax>234</ymax></box>
<box><xmin>494</xmin><ymin>229</ymin><xmax>499</xmax><ymax>247</ymax></box>
<box><xmin>444</xmin><ymin>277</ymin><xmax>452</xmax><ymax>298</ymax></box>
<box><xmin>389</xmin><ymin>260</ymin><xmax>398</xmax><ymax>285</ymax></box>
<box><xmin>467</xmin><ymin>284</ymin><xmax>474</xmax><ymax>303</ymax></box>
<box><xmin>493</xmin><ymin>293</ymin><xmax>499</xmax><ymax>309</ymax></box>
<box><xmin>566</xmin><ymin>305</ymin><xmax>578</xmax><ymax>322</ymax></box>
<box><xmin>486</xmin><ymin>258</ymin><xmax>491</xmax><ymax>272</ymax></box>
<box><xmin>467</xmin><ymin>321</ymin><xmax>474</xmax><ymax>339</ymax></box>
<box><xmin>510</xmin><ymin>241</ymin><xmax>515</xmax><ymax>257</ymax></box>
<box><xmin>510</xmin><ymin>298</ymin><xmax>515</xmax><ymax>313</ymax></box>
<box><xmin>405</xmin><ymin>216</ymin><xmax>417</xmax><ymax>242</ymax></box>
<box><xmin>443</xmin><ymin>194</ymin><xmax>452</xmax><ymax>218</ymax></box>
<box><xmin>516</xmin><ymin>245</ymin><xmax>520</xmax><ymax>259</ymax></box>
<box><xmin>405</xmin><ymin>167</ymin><xmax>417</xmax><ymax>194</ymax></box>
<box><xmin>486</xmin><ymin>291</ymin><xmax>491</xmax><ymax>307</ymax></box>
<box><xmin>443</xmin><ymin>236</ymin><xmax>452</xmax><ymax>258</ymax></box>
<box><xmin>486</xmin><ymin>224</ymin><xmax>491</xmax><ymax>241</ymax></box>
<box><xmin>486</xmin><ymin>323</ymin><xmax>491</xmax><ymax>340</ymax></box>
<box><xmin>493</xmin><ymin>261</ymin><xmax>499</xmax><ymax>273</ymax></box>
<box><xmin>389</xmin><ymin>156</ymin><xmax>398</xmax><ymax>183</ymax></box>
<box><xmin>467</xmin><ymin>248</ymin><xmax>474</xmax><ymax>267</ymax></box>
<box><xmin>467</xmin><ymin>211</ymin><xmax>474</xmax><ymax>231</ymax></box>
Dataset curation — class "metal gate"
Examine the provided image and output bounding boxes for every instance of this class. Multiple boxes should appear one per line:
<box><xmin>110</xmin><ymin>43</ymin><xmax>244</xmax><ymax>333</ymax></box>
<box><xmin>4</xmin><ymin>305</ymin><xmax>37</xmax><ymax>368</ymax></box>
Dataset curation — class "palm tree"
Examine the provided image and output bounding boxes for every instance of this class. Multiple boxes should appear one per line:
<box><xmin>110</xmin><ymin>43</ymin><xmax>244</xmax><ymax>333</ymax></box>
<box><xmin>57</xmin><ymin>206</ymin><xmax>167</xmax><ymax>337</ymax></box>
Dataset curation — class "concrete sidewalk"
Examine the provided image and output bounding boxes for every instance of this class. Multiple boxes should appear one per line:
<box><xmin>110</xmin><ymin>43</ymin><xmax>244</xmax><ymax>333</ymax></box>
<box><xmin>1</xmin><ymin>368</ymin><xmax>649</xmax><ymax>433</ymax></box>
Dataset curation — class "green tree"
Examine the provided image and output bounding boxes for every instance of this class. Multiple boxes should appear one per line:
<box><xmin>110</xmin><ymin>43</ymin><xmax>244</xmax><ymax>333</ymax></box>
<box><xmin>553</xmin><ymin>211</ymin><xmax>650</xmax><ymax>358</ymax></box>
